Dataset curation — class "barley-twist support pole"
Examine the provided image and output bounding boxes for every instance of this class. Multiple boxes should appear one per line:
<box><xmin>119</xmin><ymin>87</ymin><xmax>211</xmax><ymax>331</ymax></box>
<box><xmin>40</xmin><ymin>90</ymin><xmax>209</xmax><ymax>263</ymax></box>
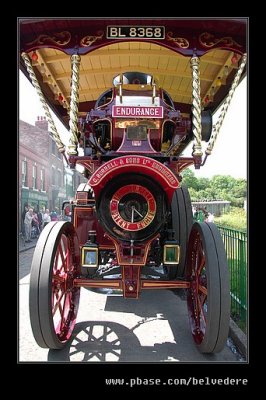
<box><xmin>68</xmin><ymin>54</ymin><xmax>81</xmax><ymax>156</ymax></box>
<box><xmin>190</xmin><ymin>56</ymin><xmax>203</xmax><ymax>161</ymax></box>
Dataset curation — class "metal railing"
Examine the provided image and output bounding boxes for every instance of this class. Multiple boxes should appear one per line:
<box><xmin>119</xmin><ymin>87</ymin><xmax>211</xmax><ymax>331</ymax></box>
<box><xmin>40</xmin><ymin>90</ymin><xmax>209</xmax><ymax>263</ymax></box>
<box><xmin>216</xmin><ymin>225</ymin><xmax>247</xmax><ymax>332</ymax></box>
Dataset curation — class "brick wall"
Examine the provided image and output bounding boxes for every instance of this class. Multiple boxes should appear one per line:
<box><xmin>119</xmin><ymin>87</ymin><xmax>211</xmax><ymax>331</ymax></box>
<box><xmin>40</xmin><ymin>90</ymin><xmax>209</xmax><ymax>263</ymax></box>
<box><xmin>19</xmin><ymin>120</ymin><xmax>50</xmax><ymax>192</ymax></box>
<box><xmin>19</xmin><ymin>117</ymin><xmax>86</xmax><ymax>213</ymax></box>
<box><xmin>19</xmin><ymin>117</ymin><xmax>65</xmax><ymax>212</ymax></box>
<box><xmin>19</xmin><ymin>145</ymin><xmax>49</xmax><ymax>191</ymax></box>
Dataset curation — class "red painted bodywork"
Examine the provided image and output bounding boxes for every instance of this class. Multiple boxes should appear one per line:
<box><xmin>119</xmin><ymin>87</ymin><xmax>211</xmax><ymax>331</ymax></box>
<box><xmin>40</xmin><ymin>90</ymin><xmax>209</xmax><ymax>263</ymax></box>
<box><xmin>73</xmin><ymin>206</ymin><xmax>113</xmax><ymax>249</ymax></box>
<box><xmin>87</xmin><ymin>155</ymin><xmax>179</xmax><ymax>201</ymax></box>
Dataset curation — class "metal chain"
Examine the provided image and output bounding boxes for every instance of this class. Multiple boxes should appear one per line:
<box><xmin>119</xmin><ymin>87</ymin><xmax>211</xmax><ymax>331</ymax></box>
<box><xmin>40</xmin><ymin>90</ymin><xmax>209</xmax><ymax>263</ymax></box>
<box><xmin>21</xmin><ymin>52</ymin><xmax>66</xmax><ymax>153</ymax></box>
<box><xmin>190</xmin><ymin>56</ymin><xmax>203</xmax><ymax>157</ymax></box>
<box><xmin>205</xmin><ymin>53</ymin><xmax>247</xmax><ymax>156</ymax></box>
<box><xmin>67</xmin><ymin>54</ymin><xmax>81</xmax><ymax>155</ymax></box>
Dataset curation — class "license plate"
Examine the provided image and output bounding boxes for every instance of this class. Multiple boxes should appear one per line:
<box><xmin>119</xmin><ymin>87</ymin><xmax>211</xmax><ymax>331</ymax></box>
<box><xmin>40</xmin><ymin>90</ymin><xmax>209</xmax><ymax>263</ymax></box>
<box><xmin>132</xmin><ymin>141</ymin><xmax>142</xmax><ymax>146</ymax></box>
<box><xmin>107</xmin><ymin>26</ymin><xmax>165</xmax><ymax>40</ymax></box>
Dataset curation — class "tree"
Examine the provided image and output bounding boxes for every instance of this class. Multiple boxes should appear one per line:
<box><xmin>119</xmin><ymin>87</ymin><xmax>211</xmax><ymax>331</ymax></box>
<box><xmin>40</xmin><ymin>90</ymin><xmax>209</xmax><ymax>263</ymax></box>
<box><xmin>210</xmin><ymin>175</ymin><xmax>235</xmax><ymax>191</ymax></box>
<box><xmin>197</xmin><ymin>177</ymin><xmax>210</xmax><ymax>191</ymax></box>
<box><xmin>180</xmin><ymin>170</ymin><xmax>246</xmax><ymax>208</ymax></box>
<box><xmin>187</xmin><ymin>187</ymin><xmax>199</xmax><ymax>201</ymax></box>
<box><xmin>181</xmin><ymin>168</ymin><xmax>199</xmax><ymax>190</ymax></box>
<box><xmin>231</xmin><ymin>178</ymin><xmax>247</xmax><ymax>199</ymax></box>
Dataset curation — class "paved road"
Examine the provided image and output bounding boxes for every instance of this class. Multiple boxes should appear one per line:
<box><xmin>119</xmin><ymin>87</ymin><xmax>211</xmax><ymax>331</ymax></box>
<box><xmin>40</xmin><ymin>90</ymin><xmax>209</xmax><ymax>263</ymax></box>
<box><xmin>19</xmin><ymin>247</ymin><xmax>244</xmax><ymax>363</ymax></box>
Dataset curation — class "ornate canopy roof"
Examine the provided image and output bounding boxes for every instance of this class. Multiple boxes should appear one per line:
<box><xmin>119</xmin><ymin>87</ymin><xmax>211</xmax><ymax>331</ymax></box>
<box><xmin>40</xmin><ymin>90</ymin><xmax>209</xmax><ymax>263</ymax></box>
<box><xmin>19</xmin><ymin>18</ymin><xmax>247</xmax><ymax>129</ymax></box>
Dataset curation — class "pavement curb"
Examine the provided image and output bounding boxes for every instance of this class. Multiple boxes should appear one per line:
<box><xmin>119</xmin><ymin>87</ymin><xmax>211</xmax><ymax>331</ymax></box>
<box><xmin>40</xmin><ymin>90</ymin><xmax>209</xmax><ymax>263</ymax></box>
<box><xmin>229</xmin><ymin>318</ymin><xmax>247</xmax><ymax>359</ymax></box>
<box><xmin>19</xmin><ymin>243</ymin><xmax>37</xmax><ymax>253</ymax></box>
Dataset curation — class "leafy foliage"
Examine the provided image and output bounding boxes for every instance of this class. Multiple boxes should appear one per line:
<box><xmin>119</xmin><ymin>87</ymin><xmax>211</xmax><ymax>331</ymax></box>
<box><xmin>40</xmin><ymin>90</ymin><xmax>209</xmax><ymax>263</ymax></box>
<box><xmin>181</xmin><ymin>168</ymin><xmax>246</xmax><ymax>207</ymax></box>
<box><xmin>215</xmin><ymin>207</ymin><xmax>247</xmax><ymax>231</ymax></box>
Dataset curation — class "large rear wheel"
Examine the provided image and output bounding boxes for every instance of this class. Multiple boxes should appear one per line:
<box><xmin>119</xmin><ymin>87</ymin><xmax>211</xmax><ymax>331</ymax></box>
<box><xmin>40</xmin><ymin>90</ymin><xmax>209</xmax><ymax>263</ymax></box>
<box><xmin>167</xmin><ymin>185</ymin><xmax>193</xmax><ymax>279</ymax></box>
<box><xmin>186</xmin><ymin>222</ymin><xmax>230</xmax><ymax>353</ymax></box>
<box><xmin>29</xmin><ymin>221</ymin><xmax>80</xmax><ymax>349</ymax></box>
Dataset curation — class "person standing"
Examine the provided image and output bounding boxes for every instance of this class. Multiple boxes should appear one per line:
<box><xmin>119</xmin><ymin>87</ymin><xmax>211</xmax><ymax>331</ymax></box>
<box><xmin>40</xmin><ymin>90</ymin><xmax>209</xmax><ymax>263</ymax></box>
<box><xmin>42</xmin><ymin>209</ymin><xmax>51</xmax><ymax>228</ymax></box>
<box><xmin>24</xmin><ymin>208</ymin><xmax>33</xmax><ymax>242</ymax></box>
<box><xmin>37</xmin><ymin>207</ymin><xmax>43</xmax><ymax>232</ymax></box>
<box><xmin>32</xmin><ymin>211</ymin><xmax>40</xmax><ymax>237</ymax></box>
<box><xmin>21</xmin><ymin>203</ymin><xmax>28</xmax><ymax>236</ymax></box>
<box><xmin>207</xmin><ymin>213</ymin><xmax>214</xmax><ymax>223</ymax></box>
<box><xmin>50</xmin><ymin>209</ymin><xmax>58</xmax><ymax>221</ymax></box>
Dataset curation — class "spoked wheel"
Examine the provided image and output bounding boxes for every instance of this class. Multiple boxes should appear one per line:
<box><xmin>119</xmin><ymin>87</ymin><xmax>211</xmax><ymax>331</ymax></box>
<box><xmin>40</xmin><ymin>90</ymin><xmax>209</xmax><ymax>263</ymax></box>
<box><xmin>186</xmin><ymin>222</ymin><xmax>230</xmax><ymax>353</ymax></box>
<box><xmin>167</xmin><ymin>185</ymin><xmax>193</xmax><ymax>279</ymax></box>
<box><xmin>29</xmin><ymin>222</ymin><xmax>81</xmax><ymax>349</ymax></box>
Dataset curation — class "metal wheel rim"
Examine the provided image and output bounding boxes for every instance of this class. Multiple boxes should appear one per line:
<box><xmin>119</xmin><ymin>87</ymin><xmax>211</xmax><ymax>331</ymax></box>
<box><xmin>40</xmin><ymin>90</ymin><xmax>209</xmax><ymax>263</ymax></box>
<box><xmin>186</xmin><ymin>222</ymin><xmax>230</xmax><ymax>353</ymax></box>
<box><xmin>29</xmin><ymin>222</ymin><xmax>80</xmax><ymax>349</ymax></box>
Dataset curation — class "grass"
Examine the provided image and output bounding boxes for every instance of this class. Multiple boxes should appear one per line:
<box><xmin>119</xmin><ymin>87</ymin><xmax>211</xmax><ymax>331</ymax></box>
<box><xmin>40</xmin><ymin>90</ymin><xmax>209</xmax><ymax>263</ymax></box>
<box><xmin>215</xmin><ymin>207</ymin><xmax>247</xmax><ymax>231</ymax></box>
<box><xmin>227</xmin><ymin>257</ymin><xmax>247</xmax><ymax>334</ymax></box>
<box><xmin>231</xmin><ymin>310</ymin><xmax>246</xmax><ymax>334</ymax></box>
<box><xmin>219</xmin><ymin>236</ymin><xmax>247</xmax><ymax>334</ymax></box>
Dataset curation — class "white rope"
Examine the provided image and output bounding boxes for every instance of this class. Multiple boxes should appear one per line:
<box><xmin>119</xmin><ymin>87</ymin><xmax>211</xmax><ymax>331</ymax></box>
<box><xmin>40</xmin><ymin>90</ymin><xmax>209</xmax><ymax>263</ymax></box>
<box><xmin>205</xmin><ymin>53</ymin><xmax>247</xmax><ymax>156</ymax></box>
<box><xmin>21</xmin><ymin>52</ymin><xmax>66</xmax><ymax>154</ymax></box>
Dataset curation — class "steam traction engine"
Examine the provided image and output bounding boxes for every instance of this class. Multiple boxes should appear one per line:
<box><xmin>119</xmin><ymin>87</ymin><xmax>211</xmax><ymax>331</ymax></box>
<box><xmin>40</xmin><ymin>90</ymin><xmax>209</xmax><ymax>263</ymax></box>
<box><xmin>28</xmin><ymin>72</ymin><xmax>228</xmax><ymax>353</ymax></box>
<box><xmin>20</xmin><ymin>19</ymin><xmax>246</xmax><ymax>354</ymax></box>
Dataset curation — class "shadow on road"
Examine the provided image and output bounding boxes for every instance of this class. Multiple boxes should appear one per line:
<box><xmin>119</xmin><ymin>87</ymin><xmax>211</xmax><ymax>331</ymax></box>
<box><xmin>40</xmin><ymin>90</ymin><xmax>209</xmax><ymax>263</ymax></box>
<box><xmin>48</xmin><ymin>319</ymin><xmax>202</xmax><ymax>362</ymax></box>
<box><xmin>47</xmin><ymin>290</ymin><xmax>230</xmax><ymax>363</ymax></box>
<box><xmin>48</xmin><ymin>321</ymin><xmax>140</xmax><ymax>362</ymax></box>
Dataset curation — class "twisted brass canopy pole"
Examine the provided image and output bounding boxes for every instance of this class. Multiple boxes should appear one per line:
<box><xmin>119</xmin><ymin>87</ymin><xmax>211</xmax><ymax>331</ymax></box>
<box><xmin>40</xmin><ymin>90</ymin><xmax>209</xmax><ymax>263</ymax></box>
<box><xmin>67</xmin><ymin>54</ymin><xmax>81</xmax><ymax>156</ymax></box>
<box><xmin>190</xmin><ymin>56</ymin><xmax>203</xmax><ymax>162</ymax></box>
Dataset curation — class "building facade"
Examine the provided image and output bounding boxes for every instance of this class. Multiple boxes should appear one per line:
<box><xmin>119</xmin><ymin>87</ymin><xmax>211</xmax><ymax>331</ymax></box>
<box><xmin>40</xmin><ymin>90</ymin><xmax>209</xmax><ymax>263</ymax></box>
<box><xmin>49</xmin><ymin>130</ymin><xmax>66</xmax><ymax>212</ymax></box>
<box><xmin>19</xmin><ymin>119</ymin><xmax>50</xmax><ymax>226</ymax></box>
<box><xmin>19</xmin><ymin>116</ymin><xmax>86</xmax><ymax>230</ymax></box>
